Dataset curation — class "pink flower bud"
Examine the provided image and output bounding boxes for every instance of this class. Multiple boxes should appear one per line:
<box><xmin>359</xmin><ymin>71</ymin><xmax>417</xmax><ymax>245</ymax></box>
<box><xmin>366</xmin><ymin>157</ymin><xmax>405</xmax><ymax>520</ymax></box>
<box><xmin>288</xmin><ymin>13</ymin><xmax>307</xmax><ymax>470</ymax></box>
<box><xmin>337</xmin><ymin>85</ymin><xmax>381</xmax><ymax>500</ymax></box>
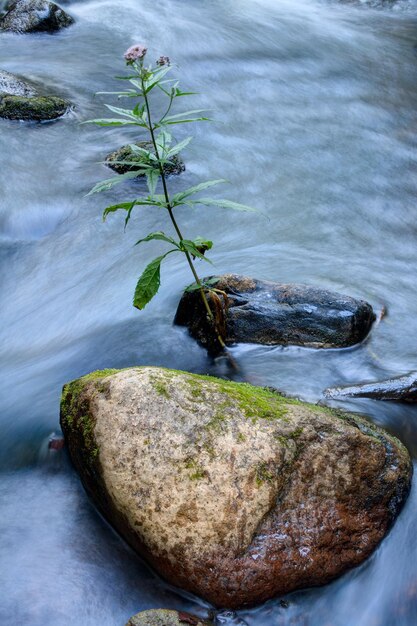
<box><xmin>156</xmin><ymin>56</ymin><xmax>170</xmax><ymax>67</ymax></box>
<box><xmin>124</xmin><ymin>44</ymin><xmax>147</xmax><ymax>63</ymax></box>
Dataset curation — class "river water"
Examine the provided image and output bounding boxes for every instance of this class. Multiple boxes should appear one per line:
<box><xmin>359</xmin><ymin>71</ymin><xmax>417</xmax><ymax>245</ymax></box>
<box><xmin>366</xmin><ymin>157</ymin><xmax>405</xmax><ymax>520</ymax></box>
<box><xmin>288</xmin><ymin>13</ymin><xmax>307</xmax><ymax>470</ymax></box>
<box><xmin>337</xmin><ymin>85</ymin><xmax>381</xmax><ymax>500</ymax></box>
<box><xmin>1</xmin><ymin>0</ymin><xmax>417</xmax><ymax>624</ymax></box>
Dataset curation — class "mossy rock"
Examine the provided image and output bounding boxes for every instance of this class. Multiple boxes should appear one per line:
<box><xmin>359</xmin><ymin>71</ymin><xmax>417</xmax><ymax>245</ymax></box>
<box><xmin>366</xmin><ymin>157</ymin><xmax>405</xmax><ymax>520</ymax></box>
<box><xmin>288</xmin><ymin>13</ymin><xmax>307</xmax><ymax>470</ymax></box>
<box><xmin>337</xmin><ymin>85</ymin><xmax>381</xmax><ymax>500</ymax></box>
<box><xmin>105</xmin><ymin>141</ymin><xmax>185</xmax><ymax>176</ymax></box>
<box><xmin>61</xmin><ymin>366</ymin><xmax>411</xmax><ymax>609</ymax></box>
<box><xmin>126</xmin><ymin>609</ymin><xmax>212</xmax><ymax>626</ymax></box>
<box><xmin>0</xmin><ymin>94</ymin><xmax>69</xmax><ymax>120</ymax></box>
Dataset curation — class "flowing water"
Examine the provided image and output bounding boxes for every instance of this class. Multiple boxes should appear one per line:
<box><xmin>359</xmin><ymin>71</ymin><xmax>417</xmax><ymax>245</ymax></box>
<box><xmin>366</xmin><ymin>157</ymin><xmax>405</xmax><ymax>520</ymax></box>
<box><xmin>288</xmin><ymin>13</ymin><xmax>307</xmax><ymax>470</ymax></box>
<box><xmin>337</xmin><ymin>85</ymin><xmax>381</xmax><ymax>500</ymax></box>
<box><xmin>1</xmin><ymin>0</ymin><xmax>417</xmax><ymax>623</ymax></box>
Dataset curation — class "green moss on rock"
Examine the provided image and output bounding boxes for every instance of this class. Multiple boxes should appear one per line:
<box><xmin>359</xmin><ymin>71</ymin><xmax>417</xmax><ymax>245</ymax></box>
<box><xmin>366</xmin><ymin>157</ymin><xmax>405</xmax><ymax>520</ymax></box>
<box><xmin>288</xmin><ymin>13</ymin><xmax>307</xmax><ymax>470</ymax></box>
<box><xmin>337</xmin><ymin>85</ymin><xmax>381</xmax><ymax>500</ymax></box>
<box><xmin>0</xmin><ymin>94</ymin><xmax>70</xmax><ymax>120</ymax></box>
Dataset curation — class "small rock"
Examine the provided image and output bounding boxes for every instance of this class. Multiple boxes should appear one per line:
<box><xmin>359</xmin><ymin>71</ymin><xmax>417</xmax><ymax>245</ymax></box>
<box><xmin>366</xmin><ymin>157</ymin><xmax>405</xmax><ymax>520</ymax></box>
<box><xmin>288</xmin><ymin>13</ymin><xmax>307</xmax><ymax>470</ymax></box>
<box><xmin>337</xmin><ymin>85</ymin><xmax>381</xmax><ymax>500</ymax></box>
<box><xmin>126</xmin><ymin>609</ymin><xmax>212</xmax><ymax>626</ymax></box>
<box><xmin>325</xmin><ymin>371</ymin><xmax>417</xmax><ymax>402</ymax></box>
<box><xmin>0</xmin><ymin>69</ymin><xmax>70</xmax><ymax>120</ymax></box>
<box><xmin>60</xmin><ymin>367</ymin><xmax>411</xmax><ymax>609</ymax></box>
<box><xmin>105</xmin><ymin>141</ymin><xmax>185</xmax><ymax>177</ymax></box>
<box><xmin>174</xmin><ymin>274</ymin><xmax>375</xmax><ymax>353</ymax></box>
<box><xmin>0</xmin><ymin>0</ymin><xmax>74</xmax><ymax>33</ymax></box>
<box><xmin>0</xmin><ymin>94</ymin><xmax>69</xmax><ymax>120</ymax></box>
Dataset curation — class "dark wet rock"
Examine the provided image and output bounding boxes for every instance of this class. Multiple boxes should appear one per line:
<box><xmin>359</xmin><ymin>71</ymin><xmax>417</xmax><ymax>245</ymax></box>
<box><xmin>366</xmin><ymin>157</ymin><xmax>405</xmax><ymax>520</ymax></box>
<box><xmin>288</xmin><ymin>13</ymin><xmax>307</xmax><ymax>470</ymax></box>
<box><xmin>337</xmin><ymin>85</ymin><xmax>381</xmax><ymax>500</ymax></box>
<box><xmin>126</xmin><ymin>609</ymin><xmax>212</xmax><ymax>626</ymax></box>
<box><xmin>61</xmin><ymin>366</ymin><xmax>411</xmax><ymax>609</ymax></box>
<box><xmin>325</xmin><ymin>371</ymin><xmax>417</xmax><ymax>402</ymax></box>
<box><xmin>0</xmin><ymin>93</ymin><xmax>69</xmax><ymax>120</ymax></box>
<box><xmin>0</xmin><ymin>69</ymin><xmax>37</xmax><ymax>96</ymax></box>
<box><xmin>0</xmin><ymin>0</ymin><xmax>74</xmax><ymax>33</ymax></box>
<box><xmin>105</xmin><ymin>141</ymin><xmax>185</xmax><ymax>177</ymax></box>
<box><xmin>174</xmin><ymin>274</ymin><xmax>375</xmax><ymax>353</ymax></box>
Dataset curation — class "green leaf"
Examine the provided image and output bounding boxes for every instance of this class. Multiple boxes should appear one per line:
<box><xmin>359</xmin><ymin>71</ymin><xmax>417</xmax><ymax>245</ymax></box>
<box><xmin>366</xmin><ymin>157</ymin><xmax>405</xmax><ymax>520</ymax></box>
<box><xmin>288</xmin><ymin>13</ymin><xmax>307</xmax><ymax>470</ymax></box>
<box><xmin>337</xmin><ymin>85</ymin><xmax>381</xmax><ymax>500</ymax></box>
<box><xmin>180</xmin><ymin>239</ymin><xmax>213</xmax><ymax>263</ymax></box>
<box><xmin>104</xmin><ymin>104</ymin><xmax>138</xmax><ymax>120</ymax></box>
<box><xmin>185</xmin><ymin>276</ymin><xmax>219</xmax><ymax>292</ymax></box>
<box><xmin>159</xmin><ymin>117</ymin><xmax>211</xmax><ymax>127</ymax></box>
<box><xmin>192</xmin><ymin>236</ymin><xmax>213</xmax><ymax>251</ymax></box>
<box><xmin>103</xmin><ymin>200</ymin><xmax>137</xmax><ymax>221</ymax></box>
<box><xmin>193</xmin><ymin>197</ymin><xmax>264</xmax><ymax>214</ymax></box>
<box><xmin>87</xmin><ymin>170</ymin><xmax>151</xmax><ymax>195</ymax></box>
<box><xmin>133</xmin><ymin>251</ymin><xmax>176</xmax><ymax>310</ymax></box>
<box><xmin>167</xmin><ymin>136</ymin><xmax>192</xmax><ymax>158</ymax></box>
<box><xmin>172</xmin><ymin>179</ymin><xmax>227</xmax><ymax>204</ymax></box>
<box><xmin>146</xmin><ymin>168</ymin><xmax>160</xmax><ymax>197</ymax></box>
<box><xmin>163</xmin><ymin>109</ymin><xmax>208</xmax><ymax>122</ymax></box>
<box><xmin>82</xmin><ymin>118</ymin><xmax>139</xmax><ymax>127</ymax></box>
<box><xmin>135</xmin><ymin>231</ymin><xmax>179</xmax><ymax>247</ymax></box>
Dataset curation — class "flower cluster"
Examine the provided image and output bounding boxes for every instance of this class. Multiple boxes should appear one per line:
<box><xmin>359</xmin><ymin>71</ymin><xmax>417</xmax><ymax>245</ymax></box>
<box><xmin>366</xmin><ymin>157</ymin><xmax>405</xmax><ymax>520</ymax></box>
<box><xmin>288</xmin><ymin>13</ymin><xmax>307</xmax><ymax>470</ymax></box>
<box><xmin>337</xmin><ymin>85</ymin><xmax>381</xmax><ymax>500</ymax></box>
<box><xmin>124</xmin><ymin>44</ymin><xmax>147</xmax><ymax>63</ymax></box>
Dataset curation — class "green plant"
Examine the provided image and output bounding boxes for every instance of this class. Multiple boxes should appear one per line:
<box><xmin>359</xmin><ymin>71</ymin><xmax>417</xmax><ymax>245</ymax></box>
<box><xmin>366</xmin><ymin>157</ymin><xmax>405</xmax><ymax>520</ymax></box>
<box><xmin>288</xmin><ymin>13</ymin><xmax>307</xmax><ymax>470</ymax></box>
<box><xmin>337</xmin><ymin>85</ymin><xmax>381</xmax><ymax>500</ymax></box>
<box><xmin>86</xmin><ymin>45</ymin><xmax>258</xmax><ymax>352</ymax></box>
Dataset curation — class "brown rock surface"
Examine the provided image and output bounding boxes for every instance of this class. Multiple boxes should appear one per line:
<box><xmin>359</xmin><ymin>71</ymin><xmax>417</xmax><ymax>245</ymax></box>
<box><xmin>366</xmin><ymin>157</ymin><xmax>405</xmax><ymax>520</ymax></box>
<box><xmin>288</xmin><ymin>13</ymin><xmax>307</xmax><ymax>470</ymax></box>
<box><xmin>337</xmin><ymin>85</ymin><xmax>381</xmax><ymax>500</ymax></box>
<box><xmin>60</xmin><ymin>367</ymin><xmax>411</xmax><ymax>608</ymax></box>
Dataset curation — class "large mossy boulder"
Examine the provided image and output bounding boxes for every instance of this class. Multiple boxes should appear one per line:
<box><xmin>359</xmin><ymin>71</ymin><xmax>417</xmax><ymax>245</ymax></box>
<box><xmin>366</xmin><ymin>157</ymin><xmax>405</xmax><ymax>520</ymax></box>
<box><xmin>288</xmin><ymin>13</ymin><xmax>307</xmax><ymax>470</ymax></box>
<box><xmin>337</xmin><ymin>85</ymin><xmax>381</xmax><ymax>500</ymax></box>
<box><xmin>126</xmin><ymin>609</ymin><xmax>212</xmax><ymax>626</ymax></box>
<box><xmin>0</xmin><ymin>69</ymin><xmax>70</xmax><ymax>120</ymax></box>
<box><xmin>105</xmin><ymin>141</ymin><xmax>185</xmax><ymax>177</ymax></box>
<box><xmin>60</xmin><ymin>367</ymin><xmax>411</xmax><ymax>609</ymax></box>
<box><xmin>0</xmin><ymin>0</ymin><xmax>74</xmax><ymax>33</ymax></box>
<box><xmin>174</xmin><ymin>274</ymin><xmax>376</xmax><ymax>353</ymax></box>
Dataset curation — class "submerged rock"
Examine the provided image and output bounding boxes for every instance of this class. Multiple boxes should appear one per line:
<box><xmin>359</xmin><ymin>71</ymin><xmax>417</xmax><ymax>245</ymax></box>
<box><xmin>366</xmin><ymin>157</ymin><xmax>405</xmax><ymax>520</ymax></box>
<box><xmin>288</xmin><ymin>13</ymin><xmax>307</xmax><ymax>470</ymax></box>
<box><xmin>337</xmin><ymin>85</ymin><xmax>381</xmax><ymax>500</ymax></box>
<box><xmin>0</xmin><ymin>69</ymin><xmax>70</xmax><ymax>120</ymax></box>
<box><xmin>60</xmin><ymin>366</ymin><xmax>411</xmax><ymax>609</ymax></box>
<box><xmin>105</xmin><ymin>141</ymin><xmax>185</xmax><ymax>177</ymax></box>
<box><xmin>174</xmin><ymin>274</ymin><xmax>375</xmax><ymax>353</ymax></box>
<box><xmin>126</xmin><ymin>609</ymin><xmax>212</xmax><ymax>626</ymax></box>
<box><xmin>0</xmin><ymin>0</ymin><xmax>74</xmax><ymax>33</ymax></box>
<box><xmin>325</xmin><ymin>371</ymin><xmax>417</xmax><ymax>402</ymax></box>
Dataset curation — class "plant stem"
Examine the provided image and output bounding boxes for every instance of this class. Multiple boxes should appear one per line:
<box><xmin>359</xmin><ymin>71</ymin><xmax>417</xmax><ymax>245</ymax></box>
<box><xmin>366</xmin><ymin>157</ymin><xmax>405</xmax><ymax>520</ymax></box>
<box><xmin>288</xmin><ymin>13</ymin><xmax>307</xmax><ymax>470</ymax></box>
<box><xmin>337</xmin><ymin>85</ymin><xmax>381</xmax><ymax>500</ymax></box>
<box><xmin>140</xmin><ymin>67</ymin><xmax>227</xmax><ymax>353</ymax></box>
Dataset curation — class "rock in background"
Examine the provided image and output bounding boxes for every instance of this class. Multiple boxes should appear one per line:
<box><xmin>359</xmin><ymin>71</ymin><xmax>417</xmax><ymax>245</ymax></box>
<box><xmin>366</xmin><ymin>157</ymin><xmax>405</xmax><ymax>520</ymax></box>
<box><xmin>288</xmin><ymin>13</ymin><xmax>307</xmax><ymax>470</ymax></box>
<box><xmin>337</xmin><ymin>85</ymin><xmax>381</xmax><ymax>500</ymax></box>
<box><xmin>60</xmin><ymin>366</ymin><xmax>411</xmax><ymax>609</ymax></box>
<box><xmin>0</xmin><ymin>0</ymin><xmax>74</xmax><ymax>33</ymax></box>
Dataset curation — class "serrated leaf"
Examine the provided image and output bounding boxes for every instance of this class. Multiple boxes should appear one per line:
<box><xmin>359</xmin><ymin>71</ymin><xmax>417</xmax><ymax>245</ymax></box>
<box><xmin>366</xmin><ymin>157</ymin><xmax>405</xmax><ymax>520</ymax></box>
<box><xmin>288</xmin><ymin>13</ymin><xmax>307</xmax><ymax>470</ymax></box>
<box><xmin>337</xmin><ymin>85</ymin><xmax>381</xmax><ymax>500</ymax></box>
<box><xmin>87</xmin><ymin>170</ymin><xmax>150</xmax><ymax>195</ymax></box>
<box><xmin>172</xmin><ymin>179</ymin><xmax>227</xmax><ymax>204</ymax></box>
<box><xmin>159</xmin><ymin>117</ymin><xmax>211</xmax><ymax>127</ymax></box>
<box><xmin>135</xmin><ymin>231</ymin><xmax>179</xmax><ymax>247</ymax></box>
<box><xmin>163</xmin><ymin>109</ymin><xmax>208</xmax><ymax>122</ymax></box>
<box><xmin>133</xmin><ymin>250</ymin><xmax>176</xmax><ymax>309</ymax></box>
<box><xmin>167</xmin><ymin>136</ymin><xmax>192</xmax><ymax>158</ymax></box>
<box><xmin>180</xmin><ymin>239</ymin><xmax>213</xmax><ymax>263</ymax></box>
<box><xmin>103</xmin><ymin>200</ymin><xmax>136</xmax><ymax>221</ymax></box>
<box><xmin>146</xmin><ymin>168</ymin><xmax>160</xmax><ymax>197</ymax></box>
<box><xmin>195</xmin><ymin>197</ymin><xmax>264</xmax><ymax>214</ymax></box>
<box><xmin>82</xmin><ymin>118</ymin><xmax>139</xmax><ymax>127</ymax></box>
<box><xmin>104</xmin><ymin>104</ymin><xmax>137</xmax><ymax>120</ymax></box>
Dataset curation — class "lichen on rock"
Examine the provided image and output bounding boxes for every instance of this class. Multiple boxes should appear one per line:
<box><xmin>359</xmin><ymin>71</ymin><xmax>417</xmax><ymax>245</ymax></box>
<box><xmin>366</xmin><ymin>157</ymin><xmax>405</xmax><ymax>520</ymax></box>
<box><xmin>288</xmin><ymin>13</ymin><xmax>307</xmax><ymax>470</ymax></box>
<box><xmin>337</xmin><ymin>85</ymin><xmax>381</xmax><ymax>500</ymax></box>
<box><xmin>60</xmin><ymin>366</ymin><xmax>412</xmax><ymax>608</ymax></box>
